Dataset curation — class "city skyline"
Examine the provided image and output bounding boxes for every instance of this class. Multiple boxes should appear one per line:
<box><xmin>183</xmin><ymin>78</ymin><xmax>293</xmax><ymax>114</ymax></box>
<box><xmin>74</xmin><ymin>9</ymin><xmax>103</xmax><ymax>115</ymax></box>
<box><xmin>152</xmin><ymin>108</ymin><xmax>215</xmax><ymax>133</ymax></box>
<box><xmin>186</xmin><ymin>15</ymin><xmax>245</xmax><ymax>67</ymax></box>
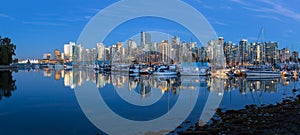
<box><xmin>37</xmin><ymin>33</ymin><xmax>299</xmax><ymax>67</ymax></box>
<box><xmin>1</xmin><ymin>0</ymin><xmax>300</xmax><ymax>59</ymax></box>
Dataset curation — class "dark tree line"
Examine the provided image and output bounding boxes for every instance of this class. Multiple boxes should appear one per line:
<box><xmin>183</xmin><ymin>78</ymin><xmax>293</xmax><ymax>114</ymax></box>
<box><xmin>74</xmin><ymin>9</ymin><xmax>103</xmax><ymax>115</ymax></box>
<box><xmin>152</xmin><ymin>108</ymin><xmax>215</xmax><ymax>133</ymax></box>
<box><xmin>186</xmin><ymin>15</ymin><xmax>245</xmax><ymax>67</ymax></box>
<box><xmin>0</xmin><ymin>71</ymin><xmax>17</xmax><ymax>101</ymax></box>
<box><xmin>0</xmin><ymin>36</ymin><xmax>16</xmax><ymax>65</ymax></box>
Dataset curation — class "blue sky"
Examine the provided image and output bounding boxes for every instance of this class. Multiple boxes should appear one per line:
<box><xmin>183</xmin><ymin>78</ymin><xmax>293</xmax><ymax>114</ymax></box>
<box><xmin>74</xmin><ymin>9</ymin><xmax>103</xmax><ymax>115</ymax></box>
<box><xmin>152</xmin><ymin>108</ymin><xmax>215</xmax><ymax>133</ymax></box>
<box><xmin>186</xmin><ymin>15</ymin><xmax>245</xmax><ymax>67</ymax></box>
<box><xmin>1</xmin><ymin>0</ymin><xmax>300</xmax><ymax>59</ymax></box>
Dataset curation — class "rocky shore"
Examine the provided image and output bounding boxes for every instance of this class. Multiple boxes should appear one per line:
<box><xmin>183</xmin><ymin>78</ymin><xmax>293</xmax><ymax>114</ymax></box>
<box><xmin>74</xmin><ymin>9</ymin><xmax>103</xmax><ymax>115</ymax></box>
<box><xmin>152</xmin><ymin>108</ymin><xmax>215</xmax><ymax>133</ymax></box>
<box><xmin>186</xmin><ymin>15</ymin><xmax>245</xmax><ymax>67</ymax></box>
<box><xmin>179</xmin><ymin>94</ymin><xmax>300</xmax><ymax>134</ymax></box>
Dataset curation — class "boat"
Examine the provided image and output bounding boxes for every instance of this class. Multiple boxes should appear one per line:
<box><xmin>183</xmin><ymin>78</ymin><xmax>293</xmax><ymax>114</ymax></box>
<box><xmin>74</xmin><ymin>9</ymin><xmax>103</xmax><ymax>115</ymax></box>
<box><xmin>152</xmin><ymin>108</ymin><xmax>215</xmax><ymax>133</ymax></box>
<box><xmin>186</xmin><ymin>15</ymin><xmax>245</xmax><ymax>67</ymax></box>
<box><xmin>180</xmin><ymin>67</ymin><xmax>208</xmax><ymax>76</ymax></box>
<box><xmin>139</xmin><ymin>64</ymin><xmax>154</xmax><ymax>75</ymax></box>
<box><xmin>243</xmin><ymin>65</ymin><xmax>280</xmax><ymax>77</ymax></box>
<box><xmin>111</xmin><ymin>64</ymin><xmax>130</xmax><ymax>72</ymax></box>
<box><xmin>129</xmin><ymin>64</ymin><xmax>140</xmax><ymax>76</ymax></box>
<box><xmin>151</xmin><ymin>65</ymin><xmax>179</xmax><ymax>76</ymax></box>
<box><xmin>281</xmin><ymin>70</ymin><xmax>292</xmax><ymax>77</ymax></box>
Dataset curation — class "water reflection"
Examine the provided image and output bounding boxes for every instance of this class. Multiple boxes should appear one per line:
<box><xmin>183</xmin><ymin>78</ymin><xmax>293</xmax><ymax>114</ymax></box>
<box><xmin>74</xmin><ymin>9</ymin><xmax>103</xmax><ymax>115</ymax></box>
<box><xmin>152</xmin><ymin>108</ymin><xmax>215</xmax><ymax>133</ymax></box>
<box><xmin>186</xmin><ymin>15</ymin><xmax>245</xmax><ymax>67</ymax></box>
<box><xmin>0</xmin><ymin>71</ymin><xmax>17</xmax><ymax>101</ymax></box>
<box><xmin>1</xmin><ymin>69</ymin><xmax>299</xmax><ymax>134</ymax></box>
<box><xmin>43</xmin><ymin>69</ymin><xmax>299</xmax><ymax>100</ymax></box>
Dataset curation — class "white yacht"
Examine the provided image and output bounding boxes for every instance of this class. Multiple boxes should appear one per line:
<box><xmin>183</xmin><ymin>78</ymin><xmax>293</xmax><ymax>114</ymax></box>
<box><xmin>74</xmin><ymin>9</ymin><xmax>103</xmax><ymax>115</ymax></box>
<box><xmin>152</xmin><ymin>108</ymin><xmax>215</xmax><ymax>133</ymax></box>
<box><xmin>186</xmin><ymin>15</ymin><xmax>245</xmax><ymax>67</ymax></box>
<box><xmin>180</xmin><ymin>67</ymin><xmax>208</xmax><ymax>76</ymax></box>
<box><xmin>245</xmin><ymin>66</ymin><xmax>280</xmax><ymax>77</ymax></box>
<box><xmin>151</xmin><ymin>65</ymin><xmax>178</xmax><ymax>76</ymax></box>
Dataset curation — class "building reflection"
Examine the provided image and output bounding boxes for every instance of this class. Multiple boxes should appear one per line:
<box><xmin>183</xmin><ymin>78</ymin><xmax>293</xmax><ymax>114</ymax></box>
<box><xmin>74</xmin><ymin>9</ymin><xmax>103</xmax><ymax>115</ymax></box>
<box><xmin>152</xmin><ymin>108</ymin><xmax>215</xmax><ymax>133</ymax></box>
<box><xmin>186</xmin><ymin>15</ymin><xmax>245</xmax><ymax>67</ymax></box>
<box><xmin>45</xmin><ymin>69</ymin><xmax>295</xmax><ymax>97</ymax></box>
<box><xmin>43</xmin><ymin>68</ymin><xmax>52</xmax><ymax>77</ymax></box>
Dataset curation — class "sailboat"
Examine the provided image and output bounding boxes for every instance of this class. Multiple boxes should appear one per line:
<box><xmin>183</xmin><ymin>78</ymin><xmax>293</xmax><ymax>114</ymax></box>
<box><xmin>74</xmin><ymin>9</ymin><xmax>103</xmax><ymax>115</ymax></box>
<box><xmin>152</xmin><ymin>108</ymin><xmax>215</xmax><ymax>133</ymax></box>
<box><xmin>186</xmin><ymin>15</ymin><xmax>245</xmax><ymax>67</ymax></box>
<box><xmin>151</xmin><ymin>35</ymin><xmax>179</xmax><ymax>77</ymax></box>
<box><xmin>244</xmin><ymin>28</ymin><xmax>280</xmax><ymax>78</ymax></box>
<box><xmin>208</xmin><ymin>38</ymin><xmax>229</xmax><ymax>78</ymax></box>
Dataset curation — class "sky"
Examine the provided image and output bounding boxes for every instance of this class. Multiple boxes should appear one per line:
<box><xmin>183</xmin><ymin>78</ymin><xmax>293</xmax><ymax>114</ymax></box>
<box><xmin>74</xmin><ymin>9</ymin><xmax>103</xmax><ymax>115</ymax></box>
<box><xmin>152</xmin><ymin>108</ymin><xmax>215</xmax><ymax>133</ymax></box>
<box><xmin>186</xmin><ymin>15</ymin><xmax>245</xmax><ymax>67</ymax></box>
<box><xmin>0</xmin><ymin>0</ymin><xmax>300</xmax><ymax>59</ymax></box>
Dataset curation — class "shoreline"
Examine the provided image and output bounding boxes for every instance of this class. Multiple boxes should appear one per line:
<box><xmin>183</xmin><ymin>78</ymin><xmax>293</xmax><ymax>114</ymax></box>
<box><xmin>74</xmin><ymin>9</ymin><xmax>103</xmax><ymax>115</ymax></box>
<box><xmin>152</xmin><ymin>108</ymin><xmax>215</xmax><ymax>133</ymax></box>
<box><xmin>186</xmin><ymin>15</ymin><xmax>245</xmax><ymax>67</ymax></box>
<box><xmin>0</xmin><ymin>65</ymin><xmax>18</xmax><ymax>71</ymax></box>
<box><xmin>179</xmin><ymin>94</ymin><xmax>300</xmax><ymax>134</ymax></box>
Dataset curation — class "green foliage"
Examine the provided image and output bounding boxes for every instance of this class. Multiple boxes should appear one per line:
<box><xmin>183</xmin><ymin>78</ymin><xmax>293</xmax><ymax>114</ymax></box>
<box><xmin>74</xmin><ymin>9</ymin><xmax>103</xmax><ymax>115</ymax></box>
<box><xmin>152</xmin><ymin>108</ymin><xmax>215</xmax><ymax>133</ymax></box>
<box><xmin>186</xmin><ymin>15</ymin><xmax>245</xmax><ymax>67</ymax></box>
<box><xmin>0</xmin><ymin>36</ymin><xmax>16</xmax><ymax>65</ymax></box>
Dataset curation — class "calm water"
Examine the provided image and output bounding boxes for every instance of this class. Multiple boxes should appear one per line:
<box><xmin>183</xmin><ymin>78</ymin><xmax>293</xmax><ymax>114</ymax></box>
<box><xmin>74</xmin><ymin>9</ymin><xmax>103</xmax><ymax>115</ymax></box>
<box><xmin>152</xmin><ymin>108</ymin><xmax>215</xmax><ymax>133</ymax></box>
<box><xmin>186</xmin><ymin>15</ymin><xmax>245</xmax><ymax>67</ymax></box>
<box><xmin>0</xmin><ymin>69</ymin><xmax>299</xmax><ymax>135</ymax></box>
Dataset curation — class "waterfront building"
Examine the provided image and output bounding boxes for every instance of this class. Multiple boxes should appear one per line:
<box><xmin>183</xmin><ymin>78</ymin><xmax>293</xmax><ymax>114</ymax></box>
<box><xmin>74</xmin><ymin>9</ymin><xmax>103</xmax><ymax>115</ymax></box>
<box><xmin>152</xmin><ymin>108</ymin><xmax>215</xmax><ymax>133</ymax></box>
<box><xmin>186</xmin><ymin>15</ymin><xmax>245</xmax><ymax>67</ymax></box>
<box><xmin>198</xmin><ymin>46</ymin><xmax>210</xmax><ymax>62</ymax></box>
<box><xmin>279</xmin><ymin>48</ymin><xmax>290</xmax><ymax>63</ymax></box>
<box><xmin>251</xmin><ymin>42</ymin><xmax>266</xmax><ymax>64</ymax></box>
<box><xmin>190</xmin><ymin>42</ymin><xmax>198</xmax><ymax>62</ymax></box>
<box><xmin>110</xmin><ymin>45</ymin><xmax>117</xmax><ymax>62</ymax></box>
<box><xmin>172</xmin><ymin>36</ymin><xmax>180</xmax><ymax>63</ymax></box>
<box><xmin>105</xmin><ymin>48</ymin><xmax>110</xmax><ymax>62</ymax></box>
<box><xmin>54</xmin><ymin>49</ymin><xmax>61</xmax><ymax>60</ymax></box>
<box><xmin>75</xmin><ymin>44</ymin><xmax>84</xmax><ymax>62</ymax></box>
<box><xmin>86</xmin><ymin>48</ymin><xmax>97</xmax><ymax>62</ymax></box>
<box><xmin>43</xmin><ymin>52</ymin><xmax>52</xmax><ymax>60</ymax></box>
<box><xmin>224</xmin><ymin>41</ymin><xmax>239</xmax><ymax>66</ymax></box>
<box><xmin>238</xmin><ymin>39</ymin><xmax>250</xmax><ymax>65</ymax></box>
<box><xmin>158</xmin><ymin>40</ymin><xmax>169</xmax><ymax>63</ymax></box>
<box><xmin>141</xmin><ymin>32</ymin><xmax>151</xmax><ymax>47</ymax></box>
<box><xmin>64</xmin><ymin>42</ymin><xmax>76</xmax><ymax>61</ymax></box>
<box><xmin>266</xmin><ymin>41</ymin><xmax>279</xmax><ymax>64</ymax></box>
<box><xmin>96</xmin><ymin>43</ymin><xmax>106</xmax><ymax>61</ymax></box>
<box><xmin>18</xmin><ymin>59</ymin><xmax>39</xmax><ymax>64</ymax></box>
<box><xmin>291</xmin><ymin>51</ymin><xmax>299</xmax><ymax>63</ymax></box>
<box><xmin>61</xmin><ymin>53</ymin><xmax>64</xmax><ymax>60</ymax></box>
<box><xmin>180</xmin><ymin>42</ymin><xmax>189</xmax><ymax>62</ymax></box>
<box><xmin>127</xmin><ymin>39</ymin><xmax>138</xmax><ymax>63</ymax></box>
<box><xmin>207</xmin><ymin>39</ymin><xmax>226</xmax><ymax>70</ymax></box>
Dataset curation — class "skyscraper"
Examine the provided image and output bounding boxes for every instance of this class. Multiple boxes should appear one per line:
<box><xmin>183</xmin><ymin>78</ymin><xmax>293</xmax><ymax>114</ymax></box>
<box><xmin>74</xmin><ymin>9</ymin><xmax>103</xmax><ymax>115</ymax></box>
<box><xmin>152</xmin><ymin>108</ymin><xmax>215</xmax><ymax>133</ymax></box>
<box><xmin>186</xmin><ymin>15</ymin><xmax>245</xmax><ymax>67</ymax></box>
<box><xmin>292</xmin><ymin>51</ymin><xmax>299</xmax><ymax>63</ymax></box>
<box><xmin>141</xmin><ymin>32</ymin><xmax>151</xmax><ymax>47</ymax></box>
<box><xmin>266</xmin><ymin>41</ymin><xmax>279</xmax><ymax>64</ymax></box>
<box><xmin>158</xmin><ymin>40</ymin><xmax>169</xmax><ymax>63</ymax></box>
<box><xmin>279</xmin><ymin>48</ymin><xmax>290</xmax><ymax>63</ymax></box>
<box><xmin>54</xmin><ymin>49</ymin><xmax>61</xmax><ymax>60</ymax></box>
<box><xmin>238</xmin><ymin>39</ymin><xmax>250</xmax><ymax>65</ymax></box>
<box><xmin>96</xmin><ymin>43</ymin><xmax>106</xmax><ymax>61</ymax></box>
<box><xmin>64</xmin><ymin>42</ymin><xmax>76</xmax><ymax>61</ymax></box>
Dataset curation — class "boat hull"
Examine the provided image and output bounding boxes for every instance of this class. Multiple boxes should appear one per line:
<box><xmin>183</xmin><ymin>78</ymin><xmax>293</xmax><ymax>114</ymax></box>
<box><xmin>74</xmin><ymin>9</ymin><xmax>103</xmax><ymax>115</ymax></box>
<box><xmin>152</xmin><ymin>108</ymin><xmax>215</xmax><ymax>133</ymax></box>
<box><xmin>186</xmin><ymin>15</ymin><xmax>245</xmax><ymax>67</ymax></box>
<box><xmin>245</xmin><ymin>71</ymin><xmax>281</xmax><ymax>77</ymax></box>
<box><xmin>151</xmin><ymin>72</ymin><xmax>178</xmax><ymax>76</ymax></box>
<box><xmin>180</xmin><ymin>72</ymin><xmax>207</xmax><ymax>76</ymax></box>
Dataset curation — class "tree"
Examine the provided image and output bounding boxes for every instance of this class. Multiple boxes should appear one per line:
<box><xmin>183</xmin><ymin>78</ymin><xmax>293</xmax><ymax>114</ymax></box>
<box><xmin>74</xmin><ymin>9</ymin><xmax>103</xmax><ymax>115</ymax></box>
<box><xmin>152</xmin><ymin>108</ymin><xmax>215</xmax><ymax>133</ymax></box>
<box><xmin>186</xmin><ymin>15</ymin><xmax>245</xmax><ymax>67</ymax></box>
<box><xmin>0</xmin><ymin>36</ymin><xmax>16</xmax><ymax>65</ymax></box>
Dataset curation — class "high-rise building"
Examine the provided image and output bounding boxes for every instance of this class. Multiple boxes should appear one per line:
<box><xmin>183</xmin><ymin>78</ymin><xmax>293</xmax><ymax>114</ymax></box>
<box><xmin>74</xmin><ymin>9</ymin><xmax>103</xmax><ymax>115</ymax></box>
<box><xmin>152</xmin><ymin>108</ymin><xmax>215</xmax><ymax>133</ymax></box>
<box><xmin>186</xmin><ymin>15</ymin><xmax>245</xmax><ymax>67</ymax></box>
<box><xmin>61</xmin><ymin>53</ymin><xmax>64</xmax><ymax>60</ymax></box>
<box><xmin>86</xmin><ymin>48</ymin><xmax>97</xmax><ymax>62</ymax></box>
<box><xmin>96</xmin><ymin>43</ymin><xmax>106</xmax><ymax>61</ymax></box>
<box><xmin>292</xmin><ymin>51</ymin><xmax>299</xmax><ymax>63</ymax></box>
<box><xmin>172</xmin><ymin>36</ymin><xmax>180</xmax><ymax>63</ymax></box>
<box><xmin>127</xmin><ymin>39</ymin><xmax>138</xmax><ymax>62</ymax></box>
<box><xmin>64</xmin><ymin>42</ymin><xmax>76</xmax><ymax>61</ymax></box>
<box><xmin>190</xmin><ymin>42</ymin><xmax>198</xmax><ymax>62</ymax></box>
<box><xmin>75</xmin><ymin>44</ymin><xmax>84</xmax><ymax>62</ymax></box>
<box><xmin>110</xmin><ymin>45</ymin><xmax>117</xmax><ymax>61</ymax></box>
<box><xmin>158</xmin><ymin>40</ymin><xmax>169</xmax><ymax>63</ymax></box>
<box><xmin>223</xmin><ymin>41</ymin><xmax>238</xmax><ymax>66</ymax></box>
<box><xmin>266</xmin><ymin>41</ymin><xmax>279</xmax><ymax>64</ymax></box>
<box><xmin>238</xmin><ymin>39</ymin><xmax>250</xmax><ymax>65</ymax></box>
<box><xmin>54</xmin><ymin>49</ymin><xmax>61</xmax><ymax>60</ymax></box>
<box><xmin>279</xmin><ymin>48</ymin><xmax>290</xmax><ymax>63</ymax></box>
<box><xmin>64</xmin><ymin>44</ymin><xmax>70</xmax><ymax>58</ymax></box>
<box><xmin>251</xmin><ymin>42</ymin><xmax>267</xmax><ymax>64</ymax></box>
<box><xmin>141</xmin><ymin>32</ymin><xmax>151</xmax><ymax>47</ymax></box>
<box><xmin>207</xmin><ymin>39</ymin><xmax>226</xmax><ymax>70</ymax></box>
<box><xmin>43</xmin><ymin>52</ymin><xmax>52</xmax><ymax>60</ymax></box>
<box><xmin>128</xmin><ymin>39</ymin><xmax>137</xmax><ymax>49</ymax></box>
<box><xmin>218</xmin><ymin>37</ymin><xmax>224</xmax><ymax>47</ymax></box>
